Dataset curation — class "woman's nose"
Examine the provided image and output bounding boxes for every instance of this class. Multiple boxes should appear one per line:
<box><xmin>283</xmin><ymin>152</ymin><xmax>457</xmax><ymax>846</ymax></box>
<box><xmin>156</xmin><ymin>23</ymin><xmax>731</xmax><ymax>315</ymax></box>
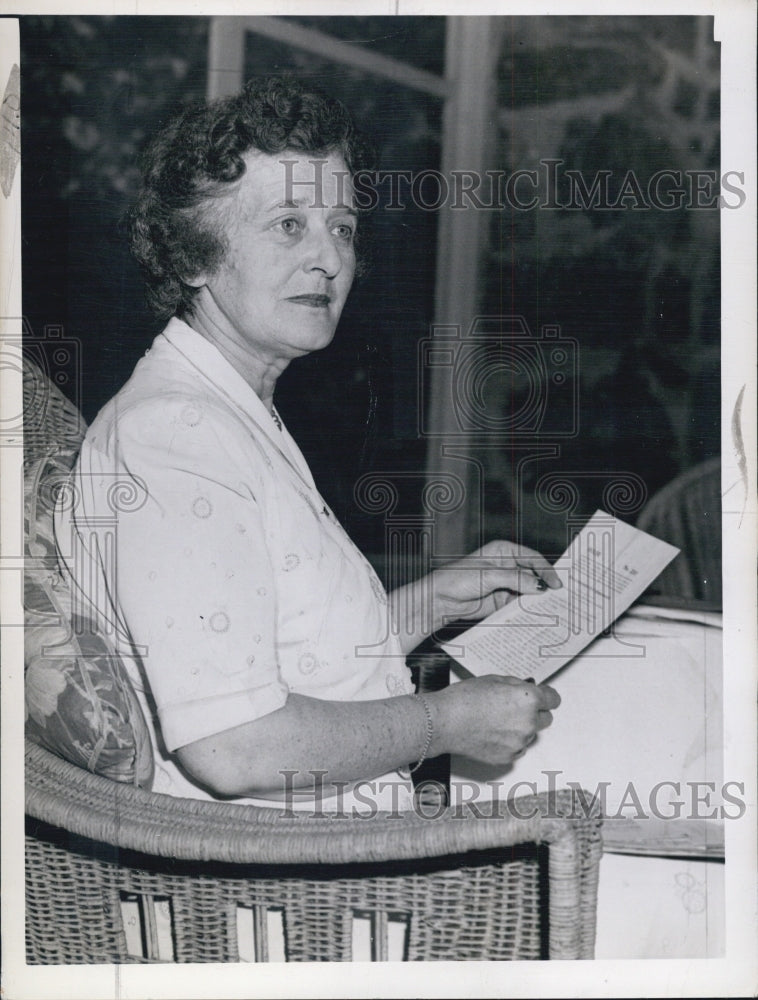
<box><xmin>302</xmin><ymin>224</ymin><xmax>343</xmax><ymax>278</ymax></box>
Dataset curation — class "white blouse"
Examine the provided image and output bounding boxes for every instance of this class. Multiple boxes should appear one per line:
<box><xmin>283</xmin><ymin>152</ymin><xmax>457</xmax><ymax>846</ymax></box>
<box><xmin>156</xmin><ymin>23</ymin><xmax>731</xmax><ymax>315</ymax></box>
<box><xmin>56</xmin><ymin>318</ymin><xmax>415</xmax><ymax>811</ymax></box>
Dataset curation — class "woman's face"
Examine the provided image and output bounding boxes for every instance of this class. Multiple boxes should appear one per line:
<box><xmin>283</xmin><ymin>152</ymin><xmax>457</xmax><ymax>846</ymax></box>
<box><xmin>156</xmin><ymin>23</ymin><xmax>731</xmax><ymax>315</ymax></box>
<box><xmin>189</xmin><ymin>150</ymin><xmax>357</xmax><ymax>370</ymax></box>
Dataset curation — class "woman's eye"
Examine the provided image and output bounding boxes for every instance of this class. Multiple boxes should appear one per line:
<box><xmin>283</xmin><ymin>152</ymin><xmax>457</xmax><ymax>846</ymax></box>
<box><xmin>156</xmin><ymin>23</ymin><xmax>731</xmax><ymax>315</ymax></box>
<box><xmin>278</xmin><ymin>217</ymin><xmax>301</xmax><ymax>235</ymax></box>
<box><xmin>333</xmin><ymin>223</ymin><xmax>355</xmax><ymax>242</ymax></box>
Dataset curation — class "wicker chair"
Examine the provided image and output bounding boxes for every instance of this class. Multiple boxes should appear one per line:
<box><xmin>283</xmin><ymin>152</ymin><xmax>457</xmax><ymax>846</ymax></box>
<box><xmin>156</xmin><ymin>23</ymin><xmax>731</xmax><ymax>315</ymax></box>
<box><xmin>26</xmin><ymin>741</ymin><xmax>602</xmax><ymax>963</ymax></box>
<box><xmin>637</xmin><ymin>457</ymin><xmax>722</xmax><ymax>606</ymax></box>
<box><xmin>23</xmin><ymin>357</ymin><xmax>602</xmax><ymax>963</ymax></box>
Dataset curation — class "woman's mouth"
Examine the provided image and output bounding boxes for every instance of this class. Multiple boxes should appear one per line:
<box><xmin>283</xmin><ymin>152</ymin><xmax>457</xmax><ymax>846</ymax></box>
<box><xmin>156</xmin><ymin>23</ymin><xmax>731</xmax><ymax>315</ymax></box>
<box><xmin>287</xmin><ymin>294</ymin><xmax>331</xmax><ymax>308</ymax></box>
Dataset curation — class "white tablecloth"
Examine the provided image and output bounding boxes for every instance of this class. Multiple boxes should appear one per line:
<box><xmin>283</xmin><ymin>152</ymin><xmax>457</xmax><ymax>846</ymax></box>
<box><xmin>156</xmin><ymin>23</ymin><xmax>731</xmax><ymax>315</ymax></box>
<box><xmin>449</xmin><ymin>603</ymin><xmax>725</xmax><ymax>958</ymax></box>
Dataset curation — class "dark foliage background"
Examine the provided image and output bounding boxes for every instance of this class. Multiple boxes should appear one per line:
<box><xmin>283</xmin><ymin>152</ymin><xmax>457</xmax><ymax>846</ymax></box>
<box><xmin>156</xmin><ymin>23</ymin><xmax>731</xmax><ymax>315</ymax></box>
<box><xmin>20</xmin><ymin>15</ymin><xmax>720</xmax><ymax>575</ymax></box>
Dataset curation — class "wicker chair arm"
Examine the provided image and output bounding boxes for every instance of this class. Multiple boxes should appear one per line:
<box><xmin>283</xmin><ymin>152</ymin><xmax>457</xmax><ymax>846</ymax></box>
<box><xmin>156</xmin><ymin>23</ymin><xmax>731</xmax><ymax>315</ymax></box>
<box><xmin>26</xmin><ymin>740</ymin><xmax>599</xmax><ymax>866</ymax></box>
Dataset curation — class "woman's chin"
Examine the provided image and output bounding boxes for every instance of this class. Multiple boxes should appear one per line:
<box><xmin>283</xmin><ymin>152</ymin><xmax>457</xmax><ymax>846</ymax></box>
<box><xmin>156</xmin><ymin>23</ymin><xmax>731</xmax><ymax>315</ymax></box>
<box><xmin>288</xmin><ymin>323</ymin><xmax>340</xmax><ymax>355</ymax></box>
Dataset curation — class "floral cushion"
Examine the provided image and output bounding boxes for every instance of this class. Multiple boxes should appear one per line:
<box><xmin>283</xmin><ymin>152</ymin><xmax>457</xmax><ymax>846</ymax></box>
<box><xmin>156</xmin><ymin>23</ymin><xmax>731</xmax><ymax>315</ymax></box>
<box><xmin>24</xmin><ymin>448</ymin><xmax>154</xmax><ymax>788</ymax></box>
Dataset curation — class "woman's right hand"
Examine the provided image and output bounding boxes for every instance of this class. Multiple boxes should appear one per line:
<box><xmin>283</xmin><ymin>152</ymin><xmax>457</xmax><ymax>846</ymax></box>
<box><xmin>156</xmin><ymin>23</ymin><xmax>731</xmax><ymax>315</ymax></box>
<box><xmin>429</xmin><ymin>675</ymin><xmax>560</xmax><ymax>766</ymax></box>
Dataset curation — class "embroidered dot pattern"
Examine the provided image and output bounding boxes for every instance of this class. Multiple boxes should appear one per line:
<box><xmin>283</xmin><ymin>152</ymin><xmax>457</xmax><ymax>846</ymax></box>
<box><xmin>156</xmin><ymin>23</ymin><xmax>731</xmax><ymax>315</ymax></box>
<box><xmin>192</xmin><ymin>496</ymin><xmax>213</xmax><ymax>519</ymax></box>
<box><xmin>181</xmin><ymin>404</ymin><xmax>202</xmax><ymax>427</ymax></box>
<box><xmin>209</xmin><ymin>611</ymin><xmax>230</xmax><ymax>633</ymax></box>
<box><xmin>298</xmin><ymin>653</ymin><xmax>319</xmax><ymax>676</ymax></box>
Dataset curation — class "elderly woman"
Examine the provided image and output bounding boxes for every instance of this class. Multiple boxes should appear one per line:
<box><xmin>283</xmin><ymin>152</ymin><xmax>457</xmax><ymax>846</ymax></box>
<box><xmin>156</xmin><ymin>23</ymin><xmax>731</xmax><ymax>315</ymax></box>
<box><xmin>59</xmin><ymin>76</ymin><xmax>560</xmax><ymax>812</ymax></box>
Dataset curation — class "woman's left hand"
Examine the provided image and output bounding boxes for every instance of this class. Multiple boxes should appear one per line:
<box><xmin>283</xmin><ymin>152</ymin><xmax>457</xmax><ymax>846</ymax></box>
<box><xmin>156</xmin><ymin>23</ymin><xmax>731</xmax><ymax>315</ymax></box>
<box><xmin>390</xmin><ymin>540</ymin><xmax>562</xmax><ymax>655</ymax></box>
<box><xmin>429</xmin><ymin>539</ymin><xmax>562</xmax><ymax>626</ymax></box>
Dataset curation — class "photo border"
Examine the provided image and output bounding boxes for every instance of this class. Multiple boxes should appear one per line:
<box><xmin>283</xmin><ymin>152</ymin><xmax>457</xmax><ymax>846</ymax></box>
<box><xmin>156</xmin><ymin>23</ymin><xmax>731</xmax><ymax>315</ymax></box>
<box><xmin>2</xmin><ymin>2</ymin><xmax>755</xmax><ymax>997</ymax></box>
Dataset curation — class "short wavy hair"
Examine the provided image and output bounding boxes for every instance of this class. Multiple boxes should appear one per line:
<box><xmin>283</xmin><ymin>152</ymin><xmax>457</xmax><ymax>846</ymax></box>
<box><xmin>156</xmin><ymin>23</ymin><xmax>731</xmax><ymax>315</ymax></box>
<box><xmin>127</xmin><ymin>76</ymin><xmax>375</xmax><ymax>319</ymax></box>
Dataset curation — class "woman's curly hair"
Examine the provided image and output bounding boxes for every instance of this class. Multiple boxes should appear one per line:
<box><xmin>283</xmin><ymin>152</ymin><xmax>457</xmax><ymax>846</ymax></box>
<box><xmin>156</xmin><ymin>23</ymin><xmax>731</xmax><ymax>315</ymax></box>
<box><xmin>127</xmin><ymin>76</ymin><xmax>375</xmax><ymax>319</ymax></box>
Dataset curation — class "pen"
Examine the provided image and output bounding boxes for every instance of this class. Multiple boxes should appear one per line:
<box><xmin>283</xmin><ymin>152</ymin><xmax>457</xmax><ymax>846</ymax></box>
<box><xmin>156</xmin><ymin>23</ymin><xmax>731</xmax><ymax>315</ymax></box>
<box><xmin>517</xmin><ymin>561</ymin><xmax>548</xmax><ymax>591</ymax></box>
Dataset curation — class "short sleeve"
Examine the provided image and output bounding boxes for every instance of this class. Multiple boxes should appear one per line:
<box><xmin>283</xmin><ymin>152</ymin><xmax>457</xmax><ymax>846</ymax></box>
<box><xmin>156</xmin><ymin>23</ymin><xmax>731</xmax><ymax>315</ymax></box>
<box><xmin>72</xmin><ymin>393</ymin><xmax>289</xmax><ymax>752</ymax></box>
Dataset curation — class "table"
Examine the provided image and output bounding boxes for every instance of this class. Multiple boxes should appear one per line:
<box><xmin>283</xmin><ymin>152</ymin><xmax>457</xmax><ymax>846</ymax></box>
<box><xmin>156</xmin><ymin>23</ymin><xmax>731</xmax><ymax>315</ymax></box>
<box><xmin>448</xmin><ymin>601</ymin><xmax>725</xmax><ymax>958</ymax></box>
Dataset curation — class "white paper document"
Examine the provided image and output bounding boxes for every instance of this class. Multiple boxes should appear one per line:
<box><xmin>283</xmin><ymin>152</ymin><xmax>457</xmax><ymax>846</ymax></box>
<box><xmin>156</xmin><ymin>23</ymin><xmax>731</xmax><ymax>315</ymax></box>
<box><xmin>440</xmin><ymin>510</ymin><xmax>680</xmax><ymax>683</ymax></box>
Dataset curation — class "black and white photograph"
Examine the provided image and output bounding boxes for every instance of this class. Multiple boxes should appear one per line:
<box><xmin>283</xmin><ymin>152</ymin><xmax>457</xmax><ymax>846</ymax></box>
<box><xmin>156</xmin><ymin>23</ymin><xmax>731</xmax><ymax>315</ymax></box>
<box><xmin>1</xmin><ymin>5</ymin><xmax>756</xmax><ymax>998</ymax></box>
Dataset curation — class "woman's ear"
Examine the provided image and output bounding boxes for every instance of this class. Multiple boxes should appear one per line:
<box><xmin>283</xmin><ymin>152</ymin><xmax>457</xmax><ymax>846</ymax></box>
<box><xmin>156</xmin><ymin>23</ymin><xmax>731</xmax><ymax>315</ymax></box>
<box><xmin>184</xmin><ymin>272</ymin><xmax>208</xmax><ymax>289</ymax></box>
